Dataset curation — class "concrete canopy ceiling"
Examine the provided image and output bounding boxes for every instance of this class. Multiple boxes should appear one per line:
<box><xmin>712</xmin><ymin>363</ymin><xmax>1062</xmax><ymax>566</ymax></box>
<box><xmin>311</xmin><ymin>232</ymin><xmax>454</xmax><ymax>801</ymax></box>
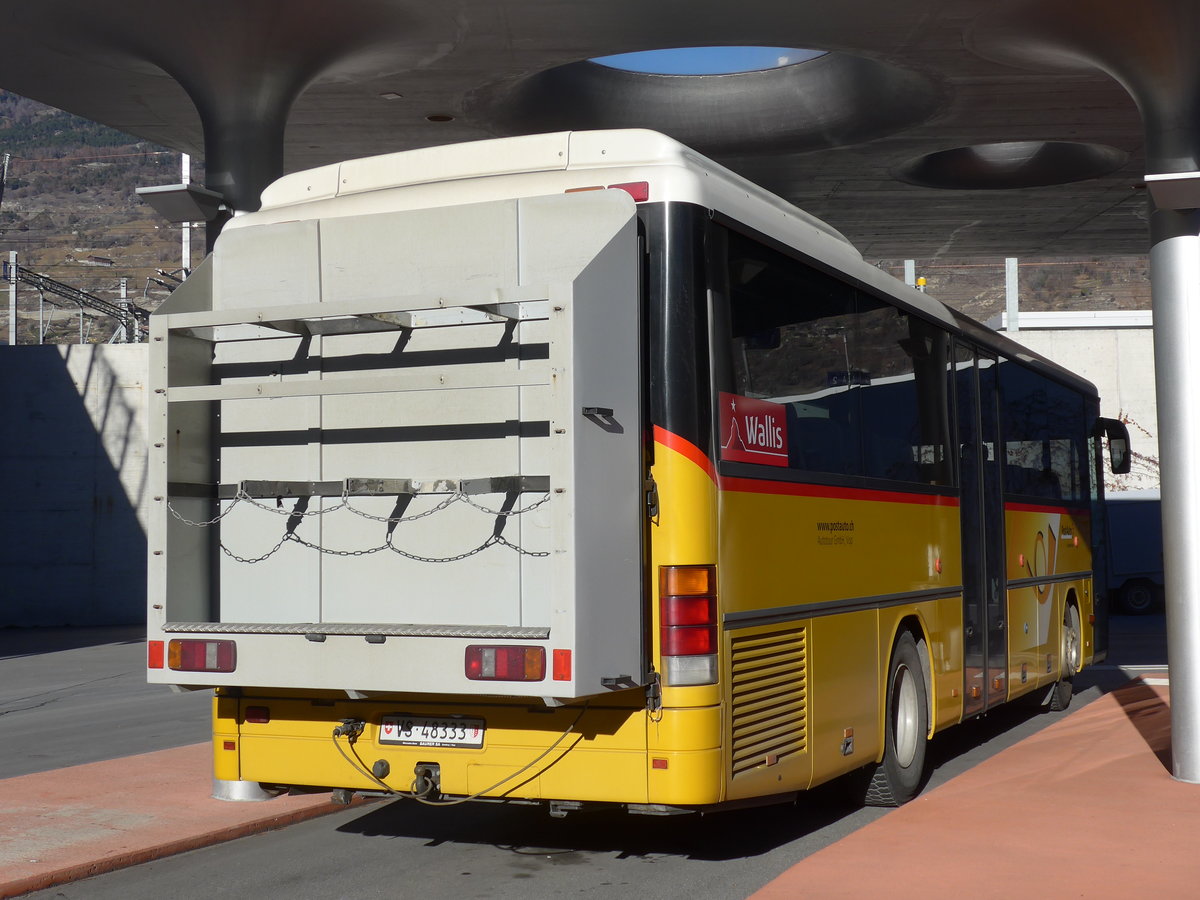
<box><xmin>1</xmin><ymin>0</ymin><xmax>1188</xmax><ymax>259</ymax></box>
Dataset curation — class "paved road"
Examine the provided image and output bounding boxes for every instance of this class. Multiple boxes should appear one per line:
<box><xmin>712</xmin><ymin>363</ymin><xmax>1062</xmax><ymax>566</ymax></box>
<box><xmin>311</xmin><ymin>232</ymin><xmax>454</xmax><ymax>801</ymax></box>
<box><xmin>7</xmin><ymin>613</ymin><xmax>1164</xmax><ymax>900</ymax></box>
<box><xmin>0</xmin><ymin>626</ymin><xmax>211</xmax><ymax>778</ymax></box>
<box><xmin>21</xmin><ymin>703</ymin><xmax>1100</xmax><ymax>900</ymax></box>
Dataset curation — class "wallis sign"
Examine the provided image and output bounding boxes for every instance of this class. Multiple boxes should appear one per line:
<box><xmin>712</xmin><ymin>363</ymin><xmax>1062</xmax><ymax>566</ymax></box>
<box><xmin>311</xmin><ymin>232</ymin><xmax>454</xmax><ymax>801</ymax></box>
<box><xmin>719</xmin><ymin>392</ymin><xmax>788</xmax><ymax>467</ymax></box>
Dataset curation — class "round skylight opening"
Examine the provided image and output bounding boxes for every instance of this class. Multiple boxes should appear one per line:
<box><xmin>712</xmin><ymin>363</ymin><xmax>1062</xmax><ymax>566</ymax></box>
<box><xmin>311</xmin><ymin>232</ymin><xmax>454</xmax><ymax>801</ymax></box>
<box><xmin>591</xmin><ymin>46</ymin><xmax>826</xmax><ymax>76</ymax></box>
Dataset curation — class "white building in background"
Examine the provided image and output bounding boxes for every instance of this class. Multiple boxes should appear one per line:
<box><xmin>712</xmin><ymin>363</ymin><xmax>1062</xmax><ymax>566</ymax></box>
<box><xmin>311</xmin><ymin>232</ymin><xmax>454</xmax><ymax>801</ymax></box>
<box><xmin>989</xmin><ymin>310</ymin><xmax>1159</xmax><ymax>491</ymax></box>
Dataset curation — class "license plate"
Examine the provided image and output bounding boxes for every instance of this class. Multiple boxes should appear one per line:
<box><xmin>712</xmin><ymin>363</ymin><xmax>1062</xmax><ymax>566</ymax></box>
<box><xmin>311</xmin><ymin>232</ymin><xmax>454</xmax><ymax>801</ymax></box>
<box><xmin>379</xmin><ymin>715</ymin><xmax>485</xmax><ymax>749</ymax></box>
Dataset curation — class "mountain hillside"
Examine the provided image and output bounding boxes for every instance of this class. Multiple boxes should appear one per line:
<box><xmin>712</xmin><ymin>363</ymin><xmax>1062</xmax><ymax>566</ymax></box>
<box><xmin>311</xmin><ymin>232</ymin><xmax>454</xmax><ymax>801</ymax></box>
<box><xmin>875</xmin><ymin>256</ymin><xmax>1151</xmax><ymax>325</ymax></box>
<box><xmin>0</xmin><ymin>90</ymin><xmax>1151</xmax><ymax>344</ymax></box>
<box><xmin>0</xmin><ymin>90</ymin><xmax>195</xmax><ymax>344</ymax></box>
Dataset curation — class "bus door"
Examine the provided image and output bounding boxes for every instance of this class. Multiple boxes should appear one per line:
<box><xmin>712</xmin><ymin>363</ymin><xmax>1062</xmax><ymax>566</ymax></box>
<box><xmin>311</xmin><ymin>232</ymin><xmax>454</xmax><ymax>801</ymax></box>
<box><xmin>956</xmin><ymin>347</ymin><xmax>1008</xmax><ymax>715</ymax></box>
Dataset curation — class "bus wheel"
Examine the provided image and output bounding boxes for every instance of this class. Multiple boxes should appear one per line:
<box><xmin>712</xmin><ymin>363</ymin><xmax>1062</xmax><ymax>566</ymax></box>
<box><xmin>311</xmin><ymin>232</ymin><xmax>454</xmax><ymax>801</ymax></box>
<box><xmin>863</xmin><ymin>632</ymin><xmax>929</xmax><ymax>807</ymax></box>
<box><xmin>1050</xmin><ymin>604</ymin><xmax>1081</xmax><ymax>712</ymax></box>
<box><xmin>1119</xmin><ymin>579</ymin><xmax>1156</xmax><ymax>615</ymax></box>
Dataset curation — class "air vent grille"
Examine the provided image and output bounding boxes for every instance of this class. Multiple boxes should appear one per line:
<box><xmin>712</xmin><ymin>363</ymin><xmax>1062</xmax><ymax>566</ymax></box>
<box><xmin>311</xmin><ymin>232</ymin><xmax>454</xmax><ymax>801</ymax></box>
<box><xmin>729</xmin><ymin>627</ymin><xmax>808</xmax><ymax>778</ymax></box>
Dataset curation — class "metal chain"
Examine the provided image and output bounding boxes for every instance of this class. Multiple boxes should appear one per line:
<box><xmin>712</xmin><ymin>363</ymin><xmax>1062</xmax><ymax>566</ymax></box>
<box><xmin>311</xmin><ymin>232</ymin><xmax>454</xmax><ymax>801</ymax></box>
<box><xmin>457</xmin><ymin>492</ymin><xmax>551</xmax><ymax>517</ymax></box>
<box><xmin>182</xmin><ymin>486</ymin><xmax>552</xmax><ymax>564</ymax></box>
<box><xmin>385</xmin><ymin>532</ymin><xmax>549</xmax><ymax>564</ymax></box>
<box><xmin>287</xmin><ymin>534</ymin><xmax>391</xmax><ymax>557</ymax></box>
<box><xmin>220</xmin><ymin>527</ymin><xmax>550</xmax><ymax>566</ymax></box>
<box><xmin>239</xmin><ymin>493</ymin><xmax>349</xmax><ymax>518</ymax></box>
<box><xmin>343</xmin><ymin>492</ymin><xmax>459</xmax><ymax>524</ymax></box>
<box><xmin>172</xmin><ymin>488</ymin><xmax>550</xmax><ymax>528</ymax></box>
<box><xmin>491</xmin><ymin>535</ymin><xmax>550</xmax><ymax>557</ymax></box>
<box><xmin>219</xmin><ymin>532</ymin><xmax>293</xmax><ymax>564</ymax></box>
<box><xmin>167</xmin><ymin>494</ymin><xmax>244</xmax><ymax>527</ymax></box>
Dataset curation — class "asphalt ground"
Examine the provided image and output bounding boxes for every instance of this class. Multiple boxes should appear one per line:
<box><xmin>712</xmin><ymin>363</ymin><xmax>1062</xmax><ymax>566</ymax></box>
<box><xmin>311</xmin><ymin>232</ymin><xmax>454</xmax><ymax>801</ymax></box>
<box><xmin>0</xmin><ymin>614</ymin><xmax>1182</xmax><ymax>898</ymax></box>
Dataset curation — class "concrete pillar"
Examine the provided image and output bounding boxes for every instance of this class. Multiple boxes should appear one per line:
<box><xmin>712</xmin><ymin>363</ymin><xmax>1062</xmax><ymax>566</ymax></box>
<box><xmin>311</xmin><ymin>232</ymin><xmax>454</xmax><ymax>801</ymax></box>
<box><xmin>1150</xmin><ymin>205</ymin><xmax>1200</xmax><ymax>782</ymax></box>
<box><xmin>196</xmin><ymin>99</ymin><xmax>290</xmax><ymax>252</ymax></box>
<box><xmin>970</xmin><ymin>0</ymin><xmax>1200</xmax><ymax>786</ymax></box>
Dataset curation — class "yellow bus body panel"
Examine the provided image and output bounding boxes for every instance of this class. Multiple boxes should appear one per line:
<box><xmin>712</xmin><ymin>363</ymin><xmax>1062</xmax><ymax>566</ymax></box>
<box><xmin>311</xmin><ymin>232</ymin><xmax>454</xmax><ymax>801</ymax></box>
<box><xmin>231</xmin><ymin>694</ymin><xmax>729</xmax><ymax>807</ymax></box>
<box><xmin>715</xmin><ymin>470</ymin><xmax>963</xmax><ymax>795</ymax></box>
<box><xmin>213</xmin><ymin>693</ymin><xmax>241</xmax><ymax>782</ymax></box>
<box><xmin>215</xmin><ymin>433</ymin><xmax>1100</xmax><ymax>810</ymax></box>
<box><xmin>235</xmin><ymin>696</ymin><xmax>652</xmax><ymax>804</ymax></box>
<box><xmin>1004</xmin><ymin>503</ymin><xmax>1095</xmax><ymax>698</ymax></box>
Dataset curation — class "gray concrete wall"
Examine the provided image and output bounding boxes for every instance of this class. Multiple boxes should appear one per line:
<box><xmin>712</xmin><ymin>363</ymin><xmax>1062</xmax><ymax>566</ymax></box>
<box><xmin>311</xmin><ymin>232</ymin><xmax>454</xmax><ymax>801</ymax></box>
<box><xmin>1</xmin><ymin>344</ymin><xmax>148</xmax><ymax>626</ymax></box>
<box><xmin>1007</xmin><ymin>327</ymin><xmax>1159</xmax><ymax>491</ymax></box>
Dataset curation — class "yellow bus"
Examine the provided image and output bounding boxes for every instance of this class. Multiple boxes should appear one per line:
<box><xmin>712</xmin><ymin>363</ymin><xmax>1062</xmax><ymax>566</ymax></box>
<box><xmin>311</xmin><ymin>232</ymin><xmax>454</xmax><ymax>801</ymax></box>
<box><xmin>147</xmin><ymin>129</ymin><xmax>1130</xmax><ymax>813</ymax></box>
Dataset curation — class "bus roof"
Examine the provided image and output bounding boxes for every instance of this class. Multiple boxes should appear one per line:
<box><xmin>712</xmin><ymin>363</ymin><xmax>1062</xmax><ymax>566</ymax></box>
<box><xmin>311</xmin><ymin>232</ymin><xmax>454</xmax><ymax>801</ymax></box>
<box><xmin>245</xmin><ymin>129</ymin><xmax>1097</xmax><ymax>402</ymax></box>
<box><xmin>256</xmin><ymin>129</ymin><xmax>854</xmax><ymax>247</ymax></box>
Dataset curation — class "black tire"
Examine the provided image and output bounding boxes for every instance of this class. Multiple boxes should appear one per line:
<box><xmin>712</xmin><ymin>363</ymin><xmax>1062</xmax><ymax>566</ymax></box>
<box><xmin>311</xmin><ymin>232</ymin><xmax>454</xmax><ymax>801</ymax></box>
<box><xmin>1049</xmin><ymin>604</ymin><xmax>1081</xmax><ymax>712</ymax></box>
<box><xmin>1118</xmin><ymin>579</ymin><xmax>1157</xmax><ymax>615</ymax></box>
<box><xmin>863</xmin><ymin>632</ymin><xmax>929</xmax><ymax>807</ymax></box>
<box><xmin>1049</xmin><ymin>676</ymin><xmax>1072</xmax><ymax>711</ymax></box>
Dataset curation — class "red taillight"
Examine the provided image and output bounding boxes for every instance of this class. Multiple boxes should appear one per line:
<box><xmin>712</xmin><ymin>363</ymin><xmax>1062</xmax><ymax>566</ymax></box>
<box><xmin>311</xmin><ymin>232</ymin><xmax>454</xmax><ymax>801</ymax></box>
<box><xmin>147</xmin><ymin>640</ymin><xmax>165</xmax><ymax>669</ymax></box>
<box><xmin>244</xmin><ymin>706</ymin><xmax>270</xmax><ymax>724</ymax></box>
<box><xmin>660</xmin><ymin>565</ymin><xmax>719</xmax><ymax>687</ymax></box>
<box><xmin>465</xmin><ymin>646</ymin><xmax>546</xmax><ymax>682</ymax></box>
<box><xmin>660</xmin><ymin>565</ymin><xmax>717</xmax><ymax>656</ymax></box>
<box><xmin>608</xmin><ymin>181</ymin><xmax>650</xmax><ymax>202</ymax></box>
<box><xmin>553</xmin><ymin>649</ymin><xmax>572</xmax><ymax>681</ymax></box>
<box><xmin>661</xmin><ymin>594</ymin><xmax>716</xmax><ymax>626</ymax></box>
<box><xmin>661</xmin><ymin>625</ymin><xmax>717</xmax><ymax>656</ymax></box>
<box><xmin>565</xmin><ymin>182</ymin><xmax>650</xmax><ymax>202</ymax></box>
<box><xmin>167</xmin><ymin>639</ymin><xmax>237</xmax><ymax>673</ymax></box>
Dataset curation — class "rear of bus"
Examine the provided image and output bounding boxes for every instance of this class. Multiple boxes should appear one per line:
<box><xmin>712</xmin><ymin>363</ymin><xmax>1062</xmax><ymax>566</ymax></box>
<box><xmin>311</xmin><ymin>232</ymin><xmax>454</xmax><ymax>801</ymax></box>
<box><xmin>146</xmin><ymin>131</ymin><xmax>792</xmax><ymax>812</ymax></box>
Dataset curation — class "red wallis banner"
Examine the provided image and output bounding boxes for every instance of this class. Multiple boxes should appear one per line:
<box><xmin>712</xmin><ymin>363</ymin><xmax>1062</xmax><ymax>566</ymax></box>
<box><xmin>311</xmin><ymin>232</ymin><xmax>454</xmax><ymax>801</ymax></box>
<box><xmin>719</xmin><ymin>392</ymin><xmax>788</xmax><ymax>467</ymax></box>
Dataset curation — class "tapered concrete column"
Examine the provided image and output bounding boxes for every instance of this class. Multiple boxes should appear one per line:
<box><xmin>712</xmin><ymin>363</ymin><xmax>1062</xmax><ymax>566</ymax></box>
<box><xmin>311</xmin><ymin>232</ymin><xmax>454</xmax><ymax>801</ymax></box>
<box><xmin>59</xmin><ymin>1</ymin><xmax>419</xmax><ymax>249</ymax></box>
<box><xmin>197</xmin><ymin>101</ymin><xmax>290</xmax><ymax>252</ymax></box>
<box><xmin>1150</xmin><ymin>205</ymin><xmax>1200</xmax><ymax>782</ymax></box>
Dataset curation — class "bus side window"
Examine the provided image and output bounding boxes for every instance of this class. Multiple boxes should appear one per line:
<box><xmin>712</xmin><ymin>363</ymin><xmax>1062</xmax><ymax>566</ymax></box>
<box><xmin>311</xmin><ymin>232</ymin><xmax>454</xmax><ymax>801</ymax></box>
<box><xmin>721</xmin><ymin>225</ymin><xmax>954</xmax><ymax>485</ymax></box>
<box><xmin>998</xmin><ymin>360</ymin><xmax>1089</xmax><ymax>501</ymax></box>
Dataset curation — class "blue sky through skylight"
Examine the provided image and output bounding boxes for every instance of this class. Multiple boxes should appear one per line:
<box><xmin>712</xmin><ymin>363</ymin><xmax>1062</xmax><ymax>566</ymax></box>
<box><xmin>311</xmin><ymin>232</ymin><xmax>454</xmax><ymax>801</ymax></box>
<box><xmin>591</xmin><ymin>46</ymin><xmax>825</xmax><ymax>75</ymax></box>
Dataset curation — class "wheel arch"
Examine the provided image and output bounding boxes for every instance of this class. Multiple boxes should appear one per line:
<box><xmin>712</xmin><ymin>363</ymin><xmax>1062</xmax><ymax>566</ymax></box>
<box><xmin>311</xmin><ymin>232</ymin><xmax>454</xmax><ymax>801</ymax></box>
<box><xmin>880</xmin><ymin>613</ymin><xmax>934</xmax><ymax>747</ymax></box>
<box><xmin>1063</xmin><ymin>587</ymin><xmax>1082</xmax><ymax>676</ymax></box>
<box><xmin>861</xmin><ymin>615</ymin><xmax>934</xmax><ymax>805</ymax></box>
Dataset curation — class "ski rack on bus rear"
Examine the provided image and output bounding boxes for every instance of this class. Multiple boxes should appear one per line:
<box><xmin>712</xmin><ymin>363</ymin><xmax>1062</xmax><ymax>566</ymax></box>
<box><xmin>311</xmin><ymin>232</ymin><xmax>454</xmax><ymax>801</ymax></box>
<box><xmin>146</xmin><ymin>190</ymin><xmax>646</xmax><ymax>701</ymax></box>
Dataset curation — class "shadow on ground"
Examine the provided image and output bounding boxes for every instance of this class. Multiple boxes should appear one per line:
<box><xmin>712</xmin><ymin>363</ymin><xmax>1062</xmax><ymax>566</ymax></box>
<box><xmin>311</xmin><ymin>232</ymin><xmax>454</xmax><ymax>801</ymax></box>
<box><xmin>332</xmin><ymin>613</ymin><xmax>1170</xmax><ymax>860</ymax></box>
<box><xmin>333</xmin><ymin>693</ymin><xmax>1082</xmax><ymax>862</ymax></box>
<box><xmin>1110</xmin><ymin>678</ymin><xmax>1172</xmax><ymax>771</ymax></box>
<box><xmin>0</xmin><ymin>625</ymin><xmax>144</xmax><ymax>659</ymax></box>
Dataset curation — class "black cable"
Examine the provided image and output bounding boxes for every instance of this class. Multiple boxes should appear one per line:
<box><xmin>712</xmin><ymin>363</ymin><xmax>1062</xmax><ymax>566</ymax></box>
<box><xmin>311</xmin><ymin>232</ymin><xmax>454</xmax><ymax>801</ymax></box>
<box><xmin>330</xmin><ymin>702</ymin><xmax>590</xmax><ymax>806</ymax></box>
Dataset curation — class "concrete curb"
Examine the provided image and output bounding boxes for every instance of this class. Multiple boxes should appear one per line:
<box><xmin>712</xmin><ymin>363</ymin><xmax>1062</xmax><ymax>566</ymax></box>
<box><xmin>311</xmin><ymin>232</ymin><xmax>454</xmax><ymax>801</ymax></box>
<box><xmin>1</xmin><ymin>796</ymin><xmax>370</xmax><ymax>899</ymax></box>
<box><xmin>0</xmin><ymin>743</ymin><xmax>375</xmax><ymax>899</ymax></box>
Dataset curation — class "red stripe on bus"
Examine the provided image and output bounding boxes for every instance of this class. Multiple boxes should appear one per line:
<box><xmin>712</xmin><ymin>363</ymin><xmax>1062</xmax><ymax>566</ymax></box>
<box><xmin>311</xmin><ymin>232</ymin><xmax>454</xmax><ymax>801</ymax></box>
<box><xmin>653</xmin><ymin>425</ymin><xmax>960</xmax><ymax>507</ymax></box>
<box><xmin>653</xmin><ymin>426</ymin><xmax>717</xmax><ymax>483</ymax></box>
<box><xmin>719</xmin><ymin>476</ymin><xmax>960</xmax><ymax>507</ymax></box>
<box><xmin>1005</xmin><ymin>501</ymin><xmax>1090</xmax><ymax>516</ymax></box>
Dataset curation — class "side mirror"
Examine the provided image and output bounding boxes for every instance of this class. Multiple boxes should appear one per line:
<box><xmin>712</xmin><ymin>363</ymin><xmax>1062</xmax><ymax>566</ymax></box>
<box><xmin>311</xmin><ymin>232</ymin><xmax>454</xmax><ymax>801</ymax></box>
<box><xmin>1096</xmin><ymin>417</ymin><xmax>1132</xmax><ymax>475</ymax></box>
